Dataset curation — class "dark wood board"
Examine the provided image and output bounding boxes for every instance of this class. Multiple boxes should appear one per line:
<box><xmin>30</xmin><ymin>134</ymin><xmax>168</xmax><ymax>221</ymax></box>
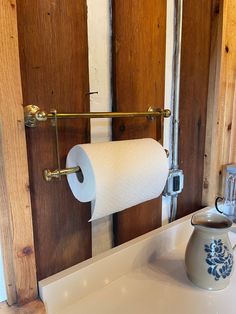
<box><xmin>177</xmin><ymin>0</ymin><xmax>213</xmax><ymax>218</ymax></box>
<box><xmin>17</xmin><ymin>0</ymin><xmax>91</xmax><ymax>280</ymax></box>
<box><xmin>112</xmin><ymin>0</ymin><xmax>167</xmax><ymax>245</ymax></box>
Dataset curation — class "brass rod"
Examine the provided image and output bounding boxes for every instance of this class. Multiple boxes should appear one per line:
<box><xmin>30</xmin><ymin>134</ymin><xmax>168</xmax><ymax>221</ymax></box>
<box><xmin>52</xmin><ymin>109</ymin><xmax>62</xmax><ymax>181</ymax></box>
<box><xmin>45</xmin><ymin>110</ymin><xmax>171</xmax><ymax>119</ymax></box>
<box><xmin>24</xmin><ymin>105</ymin><xmax>171</xmax><ymax>127</ymax></box>
<box><xmin>43</xmin><ymin>166</ymin><xmax>81</xmax><ymax>182</ymax></box>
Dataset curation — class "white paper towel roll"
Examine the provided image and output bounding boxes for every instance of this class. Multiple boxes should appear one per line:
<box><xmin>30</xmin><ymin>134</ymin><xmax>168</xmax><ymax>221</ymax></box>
<box><xmin>66</xmin><ymin>138</ymin><xmax>169</xmax><ymax>221</ymax></box>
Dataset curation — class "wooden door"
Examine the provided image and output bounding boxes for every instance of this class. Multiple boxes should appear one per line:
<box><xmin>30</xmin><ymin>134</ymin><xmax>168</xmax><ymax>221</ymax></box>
<box><xmin>112</xmin><ymin>1</ymin><xmax>167</xmax><ymax>245</ymax></box>
<box><xmin>17</xmin><ymin>0</ymin><xmax>91</xmax><ymax>280</ymax></box>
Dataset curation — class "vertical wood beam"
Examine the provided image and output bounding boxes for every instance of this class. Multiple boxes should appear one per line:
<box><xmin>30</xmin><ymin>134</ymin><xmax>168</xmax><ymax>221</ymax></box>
<box><xmin>112</xmin><ymin>0</ymin><xmax>166</xmax><ymax>244</ymax></box>
<box><xmin>203</xmin><ymin>0</ymin><xmax>236</xmax><ymax>204</ymax></box>
<box><xmin>177</xmin><ymin>0</ymin><xmax>212</xmax><ymax>218</ymax></box>
<box><xmin>16</xmin><ymin>0</ymin><xmax>91</xmax><ymax>280</ymax></box>
<box><xmin>0</xmin><ymin>0</ymin><xmax>37</xmax><ymax>305</ymax></box>
<box><xmin>229</xmin><ymin>85</ymin><xmax>236</xmax><ymax>161</ymax></box>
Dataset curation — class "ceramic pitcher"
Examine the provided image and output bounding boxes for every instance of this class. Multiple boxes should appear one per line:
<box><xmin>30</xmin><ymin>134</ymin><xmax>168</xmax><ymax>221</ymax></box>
<box><xmin>185</xmin><ymin>212</ymin><xmax>235</xmax><ymax>290</ymax></box>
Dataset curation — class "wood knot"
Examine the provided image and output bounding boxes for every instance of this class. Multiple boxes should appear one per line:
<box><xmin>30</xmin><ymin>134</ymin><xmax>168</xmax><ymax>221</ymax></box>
<box><xmin>9</xmin><ymin>1</ymin><xmax>15</xmax><ymax>8</ymax></box>
<box><xmin>22</xmin><ymin>246</ymin><xmax>33</xmax><ymax>256</ymax></box>
<box><xmin>18</xmin><ymin>246</ymin><xmax>33</xmax><ymax>258</ymax></box>
<box><xmin>225</xmin><ymin>45</ymin><xmax>229</xmax><ymax>53</ymax></box>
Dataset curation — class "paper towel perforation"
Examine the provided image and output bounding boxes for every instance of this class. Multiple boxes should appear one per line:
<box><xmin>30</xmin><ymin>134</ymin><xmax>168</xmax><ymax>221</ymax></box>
<box><xmin>66</xmin><ymin>138</ymin><xmax>169</xmax><ymax>221</ymax></box>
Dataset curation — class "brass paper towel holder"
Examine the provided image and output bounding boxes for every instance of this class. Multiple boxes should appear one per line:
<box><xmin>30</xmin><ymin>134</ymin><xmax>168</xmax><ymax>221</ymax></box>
<box><xmin>24</xmin><ymin>105</ymin><xmax>171</xmax><ymax>182</ymax></box>
<box><xmin>24</xmin><ymin>105</ymin><xmax>171</xmax><ymax>127</ymax></box>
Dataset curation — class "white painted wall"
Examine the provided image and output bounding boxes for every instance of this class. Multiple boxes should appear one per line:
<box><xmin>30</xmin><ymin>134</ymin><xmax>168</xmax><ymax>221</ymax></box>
<box><xmin>87</xmin><ymin>0</ymin><xmax>113</xmax><ymax>256</ymax></box>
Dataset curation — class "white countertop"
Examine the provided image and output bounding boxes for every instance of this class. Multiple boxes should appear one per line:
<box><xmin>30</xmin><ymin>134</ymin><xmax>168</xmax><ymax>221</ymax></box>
<box><xmin>39</xmin><ymin>207</ymin><xmax>236</xmax><ymax>314</ymax></box>
<box><xmin>57</xmin><ymin>241</ymin><xmax>236</xmax><ymax>314</ymax></box>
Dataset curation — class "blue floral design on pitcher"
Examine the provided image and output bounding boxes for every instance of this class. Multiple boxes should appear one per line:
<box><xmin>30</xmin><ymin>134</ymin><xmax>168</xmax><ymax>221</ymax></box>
<box><xmin>204</xmin><ymin>239</ymin><xmax>233</xmax><ymax>281</ymax></box>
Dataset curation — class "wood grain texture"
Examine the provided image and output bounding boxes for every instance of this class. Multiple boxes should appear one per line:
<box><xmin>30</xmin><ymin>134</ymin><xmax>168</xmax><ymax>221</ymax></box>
<box><xmin>17</xmin><ymin>0</ymin><xmax>91</xmax><ymax>280</ymax></box>
<box><xmin>0</xmin><ymin>300</ymin><xmax>45</xmax><ymax>314</ymax></box>
<box><xmin>203</xmin><ymin>0</ymin><xmax>236</xmax><ymax>204</ymax></box>
<box><xmin>216</xmin><ymin>0</ymin><xmax>236</xmax><ymax>165</ymax></box>
<box><xmin>0</xmin><ymin>138</ymin><xmax>16</xmax><ymax>305</ymax></box>
<box><xmin>112</xmin><ymin>0</ymin><xmax>166</xmax><ymax>245</ymax></box>
<box><xmin>177</xmin><ymin>0</ymin><xmax>213</xmax><ymax>218</ymax></box>
<box><xmin>0</xmin><ymin>0</ymin><xmax>37</xmax><ymax>304</ymax></box>
<box><xmin>229</xmin><ymin>84</ymin><xmax>236</xmax><ymax>162</ymax></box>
<box><xmin>202</xmin><ymin>0</ymin><xmax>224</xmax><ymax>204</ymax></box>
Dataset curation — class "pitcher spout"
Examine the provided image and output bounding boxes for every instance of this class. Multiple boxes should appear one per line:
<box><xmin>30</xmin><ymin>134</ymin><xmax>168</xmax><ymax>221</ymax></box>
<box><xmin>191</xmin><ymin>212</ymin><xmax>232</xmax><ymax>229</ymax></box>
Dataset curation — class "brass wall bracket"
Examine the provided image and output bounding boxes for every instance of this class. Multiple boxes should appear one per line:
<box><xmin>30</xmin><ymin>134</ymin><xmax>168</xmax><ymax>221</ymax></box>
<box><xmin>43</xmin><ymin>166</ymin><xmax>81</xmax><ymax>182</ymax></box>
<box><xmin>24</xmin><ymin>104</ymin><xmax>171</xmax><ymax>127</ymax></box>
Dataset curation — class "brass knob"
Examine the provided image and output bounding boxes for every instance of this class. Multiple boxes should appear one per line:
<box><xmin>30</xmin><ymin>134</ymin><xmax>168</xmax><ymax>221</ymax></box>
<box><xmin>164</xmin><ymin>109</ymin><xmax>171</xmax><ymax>118</ymax></box>
<box><xmin>36</xmin><ymin>110</ymin><xmax>47</xmax><ymax>121</ymax></box>
<box><xmin>43</xmin><ymin>169</ymin><xmax>53</xmax><ymax>181</ymax></box>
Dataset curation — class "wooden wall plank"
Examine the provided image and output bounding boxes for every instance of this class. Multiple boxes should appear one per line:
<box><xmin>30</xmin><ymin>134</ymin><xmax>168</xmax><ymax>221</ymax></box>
<box><xmin>177</xmin><ymin>0</ymin><xmax>213</xmax><ymax>218</ymax></box>
<box><xmin>16</xmin><ymin>0</ymin><xmax>91</xmax><ymax>280</ymax></box>
<box><xmin>202</xmin><ymin>0</ymin><xmax>224</xmax><ymax>203</ymax></box>
<box><xmin>0</xmin><ymin>300</ymin><xmax>45</xmax><ymax>314</ymax></box>
<box><xmin>112</xmin><ymin>0</ymin><xmax>167</xmax><ymax>245</ymax></box>
<box><xmin>203</xmin><ymin>0</ymin><xmax>236</xmax><ymax>204</ymax></box>
<box><xmin>0</xmin><ymin>0</ymin><xmax>37</xmax><ymax>304</ymax></box>
<box><xmin>229</xmin><ymin>84</ymin><xmax>236</xmax><ymax>162</ymax></box>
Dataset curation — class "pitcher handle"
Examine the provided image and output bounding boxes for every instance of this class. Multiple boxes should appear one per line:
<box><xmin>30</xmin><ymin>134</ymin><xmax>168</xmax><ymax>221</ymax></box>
<box><xmin>215</xmin><ymin>196</ymin><xmax>224</xmax><ymax>214</ymax></box>
<box><xmin>229</xmin><ymin>226</ymin><xmax>236</xmax><ymax>250</ymax></box>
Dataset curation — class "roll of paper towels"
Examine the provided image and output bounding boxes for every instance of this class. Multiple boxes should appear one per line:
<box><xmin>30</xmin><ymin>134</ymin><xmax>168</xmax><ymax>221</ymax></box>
<box><xmin>66</xmin><ymin>138</ymin><xmax>169</xmax><ymax>221</ymax></box>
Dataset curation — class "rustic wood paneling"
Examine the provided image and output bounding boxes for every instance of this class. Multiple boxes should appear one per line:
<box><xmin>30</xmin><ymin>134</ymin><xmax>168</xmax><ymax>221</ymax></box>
<box><xmin>202</xmin><ymin>0</ymin><xmax>224</xmax><ymax>204</ymax></box>
<box><xmin>203</xmin><ymin>0</ymin><xmax>236</xmax><ymax>204</ymax></box>
<box><xmin>0</xmin><ymin>0</ymin><xmax>37</xmax><ymax>304</ymax></box>
<box><xmin>17</xmin><ymin>0</ymin><xmax>91</xmax><ymax>280</ymax></box>
<box><xmin>112</xmin><ymin>0</ymin><xmax>167</xmax><ymax>245</ymax></box>
<box><xmin>177</xmin><ymin>0</ymin><xmax>213</xmax><ymax>218</ymax></box>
